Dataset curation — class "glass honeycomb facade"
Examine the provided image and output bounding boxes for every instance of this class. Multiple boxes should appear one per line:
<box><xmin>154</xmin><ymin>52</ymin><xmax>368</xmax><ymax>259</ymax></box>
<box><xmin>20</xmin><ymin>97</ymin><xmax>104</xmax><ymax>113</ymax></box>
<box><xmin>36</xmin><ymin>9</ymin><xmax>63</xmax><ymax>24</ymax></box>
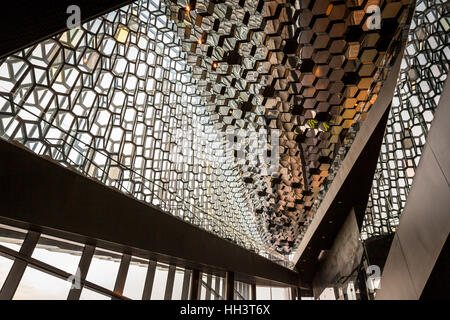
<box><xmin>361</xmin><ymin>0</ymin><xmax>450</xmax><ymax>239</ymax></box>
<box><xmin>1</xmin><ymin>0</ymin><xmax>442</xmax><ymax>265</ymax></box>
<box><xmin>0</xmin><ymin>0</ymin><xmax>278</xmax><ymax>260</ymax></box>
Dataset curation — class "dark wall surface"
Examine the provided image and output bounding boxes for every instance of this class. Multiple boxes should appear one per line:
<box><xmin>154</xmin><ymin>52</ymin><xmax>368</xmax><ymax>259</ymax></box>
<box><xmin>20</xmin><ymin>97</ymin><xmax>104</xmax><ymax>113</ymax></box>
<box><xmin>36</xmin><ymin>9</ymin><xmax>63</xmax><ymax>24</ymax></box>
<box><xmin>420</xmin><ymin>235</ymin><xmax>450</xmax><ymax>300</ymax></box>
<box><xmin>0</xmin><ymin>0</ymin><xmax>134</xmax><ymax>59</ymax></box>
<box><xmin>376</xmin><ymin>76</ymin><xmax>450</xmax><ymax>300</ymax></box>
<box><xmin>312</xmin><ymin>209</ymin><xmax>364</xmax><ymax>299</ymax></box>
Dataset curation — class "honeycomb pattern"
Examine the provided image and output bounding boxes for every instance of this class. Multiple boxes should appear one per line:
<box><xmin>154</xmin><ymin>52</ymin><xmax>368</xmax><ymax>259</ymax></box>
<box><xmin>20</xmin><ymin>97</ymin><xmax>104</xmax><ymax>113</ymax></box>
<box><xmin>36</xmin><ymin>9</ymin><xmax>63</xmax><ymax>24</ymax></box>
<box><xmin>166</xmin><ymin>0</ymin><xmax>413</xmax><ymax>253</ymax></box>
<box><xmin>361</xmin><ymin>0</ymin><xmax>450</xmax><ymax>239</ymax></box>
<box><xmin>0</xmin><ymin>0</ymin><xmax>292</xmax><ymax>262</ymax></box>
<box><xmin>0</xmin><ymin>0</ymin><xmax>416</xmax><ymax>257</ymax></box>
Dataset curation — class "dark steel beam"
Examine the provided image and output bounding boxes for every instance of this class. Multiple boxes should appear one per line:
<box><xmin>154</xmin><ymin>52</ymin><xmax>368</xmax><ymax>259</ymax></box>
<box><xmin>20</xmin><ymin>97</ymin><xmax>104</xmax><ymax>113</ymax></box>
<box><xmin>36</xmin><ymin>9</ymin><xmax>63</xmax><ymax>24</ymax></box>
<box><xmin>189</xmin><ymin>270</ymin><xmax>200</xmax><ymax>300</ymax></box>
<box><xmin>290</xmin><ymin>287</ymin><xmax>298</xmax><ymax>300</ymax></box>
<box><xmin>112</xmin><ymin>253</ymin><xmax>131</xmax><ymax>299</ymax></box>
<box><xmin>0</xmin><ymin>231</ymin><xmax>40</xmax><ymax>299</ymax></box>
<box><xmin>142</xmin><ymin>260</ymin><xmax>157</xmax><ymax>300</ymax></box>
<box><xmin>67</xmin><ymin>244</ymin><xmax>94</xmax><ymax>300</ymax></box>
<box><xmin>164</xmin><ymin>265</ymin><xmax>176</xmax><ymax>300</ymax></box>
<box><xmin>225</xmin><ymin>271</ymin><xmax>234</xmax><ymax>300</ymax></box>
<box><xmin>251</xmin><ymin>283</ymin><xmax>257</xmax><ymax>300</ymax></box>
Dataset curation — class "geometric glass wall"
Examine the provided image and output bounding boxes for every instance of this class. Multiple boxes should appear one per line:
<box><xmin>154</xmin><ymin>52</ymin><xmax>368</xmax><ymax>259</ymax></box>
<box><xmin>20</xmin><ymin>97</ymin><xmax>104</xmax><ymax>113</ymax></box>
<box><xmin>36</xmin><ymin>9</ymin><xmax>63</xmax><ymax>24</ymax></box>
<box><xmin>361</xmin><ymin>0</ymin><xmax>450</xmax><ymax>239</ymax></box>
<box><xmin>0</xmin><ymin>0</ymin><xmax>281</xmax><ymax>260</ymax></box>
<box><xmin>0</xmin><ymin>0</ymin><xmax>424</xmax><ymax>261</ymax></box>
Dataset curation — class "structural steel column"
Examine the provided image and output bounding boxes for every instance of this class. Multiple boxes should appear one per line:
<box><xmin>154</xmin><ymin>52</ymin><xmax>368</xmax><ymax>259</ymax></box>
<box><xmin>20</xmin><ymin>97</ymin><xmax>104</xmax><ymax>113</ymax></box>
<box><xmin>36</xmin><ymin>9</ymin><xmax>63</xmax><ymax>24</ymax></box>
<box><xmin>112</xmin><ymin>253</ymin><xmax>131</xmax><ymax>299</ymax></box>
<box><xmin>251</xmin><ymin>283</ymin><xmax>257</xmax><ymax>300</ymax></box>
<box><xmin>357</xmin><ymin>265</ymin><xmax>369</xmax><ymax>300</ymax></box>
<box><xmin>181</xmin><ymin>269</ymin><xmax>191</xmax><ymax>300</ymax></box>
<box><xmin>291</xmin><ymin>287</ymin><xmax>298</xmax><ymax>300</ymax></box>
<box><xmin>142</xmin><ymin>260</ymin><xmax>157</xmax><ymax>300</ymax></box>
<box><xmin>189</xmin><ymin>270</ymin><xmax>200</xmax><ymax>300</ymax></box>
<box><xmin>67</xmin><ymin>244</ymin><xmax>95</xmax><ymax>300</ymax></box>
<box><xmin>225</xmin><ymin>271</ymin><xmax>234</xmax><ymax>300</ymax></box>
<box><xmin>164</xmin><ymin>265</ymin><xmax>176</xmax><ymax>300</ymax></box>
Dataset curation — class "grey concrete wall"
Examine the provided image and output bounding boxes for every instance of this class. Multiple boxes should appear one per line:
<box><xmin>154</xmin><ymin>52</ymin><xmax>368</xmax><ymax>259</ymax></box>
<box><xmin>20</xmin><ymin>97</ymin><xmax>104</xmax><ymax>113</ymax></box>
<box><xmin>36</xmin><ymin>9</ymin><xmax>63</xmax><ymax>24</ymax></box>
<box><xmin>376</xmin><ymin>75</ymin><xmax>450</xmax><ymax>300</ymax></box>
<box><xmin>312</xmin><ymin>208</ymin><xmax>364</xmax><ymax>299</ymax></box>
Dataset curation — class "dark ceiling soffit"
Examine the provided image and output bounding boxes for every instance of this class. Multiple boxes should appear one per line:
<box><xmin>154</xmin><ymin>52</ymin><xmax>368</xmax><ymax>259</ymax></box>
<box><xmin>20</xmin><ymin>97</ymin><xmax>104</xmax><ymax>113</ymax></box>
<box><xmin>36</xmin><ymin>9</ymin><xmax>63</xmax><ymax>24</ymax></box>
<box><xmin>0</xmin><ymin>138</ymin><xmax>299</xmax><ymax>287</ymax></box>
<box><xmin>292</xmin><ymin>48</ymin><xmax>405</xmax><ymax>286</ymax></box>
<box><xmin>0</xmin><ymin>0</ymin><xmax>136</xmax><ymax>59</ymax></box>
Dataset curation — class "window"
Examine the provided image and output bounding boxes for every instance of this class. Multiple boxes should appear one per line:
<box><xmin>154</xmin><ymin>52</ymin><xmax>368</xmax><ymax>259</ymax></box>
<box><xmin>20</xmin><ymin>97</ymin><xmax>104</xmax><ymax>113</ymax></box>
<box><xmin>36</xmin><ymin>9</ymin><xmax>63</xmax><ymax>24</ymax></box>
<box><xmin>150</xmin><ymin>263</ymin><xmax>168</xmax><ymax>300</ymax></box>
<box><xmin>0</xmin><ymin>224</ymin><xmax>27</xmax><ymax>251</ymax></box>
<box><xmin>122</xmin><ymin>256</ymin><xmax>149</xmax><ymax>300</ymax></box>
<box><xmin>79</xmin><ymin>287</ymin><xmax>111</xmax><ymax>300</ymax></box>
<box><xmin>0</xmin><ymin>254</ymin><xmax>14</xmax><ymax>289</ymax></box>
<box><xmin>13</xmin><ymin>266</ymin><xmax>71</xmax><ymax>300</ymax></box>
<box><xmin>171</xmin><ymin>268</ymin><xmax>185</xmax><ymax>300</ymax></box>
<box><xmin>31</xmin><ymin>234</ymin><xmax>83</xmax><ymax>275</ymax></box>
<box><xmin>85</xmin><ymin>248</ymin><xmax>121</xmax><ymax>291</ymax></box>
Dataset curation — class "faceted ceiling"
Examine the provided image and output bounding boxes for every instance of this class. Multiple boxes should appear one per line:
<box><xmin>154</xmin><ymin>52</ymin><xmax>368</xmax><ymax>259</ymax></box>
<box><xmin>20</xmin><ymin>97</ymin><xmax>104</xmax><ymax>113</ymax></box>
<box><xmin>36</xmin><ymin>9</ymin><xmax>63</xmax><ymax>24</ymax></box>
<box><xmin>0</xmin><ymin>0</ymin><xmax>414</xmax><ymax>261</ymax></box>
<box><xmin>165</xmin><ymin>0</ymin><xmax>413</xmax><ymax>253</ymax></box>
